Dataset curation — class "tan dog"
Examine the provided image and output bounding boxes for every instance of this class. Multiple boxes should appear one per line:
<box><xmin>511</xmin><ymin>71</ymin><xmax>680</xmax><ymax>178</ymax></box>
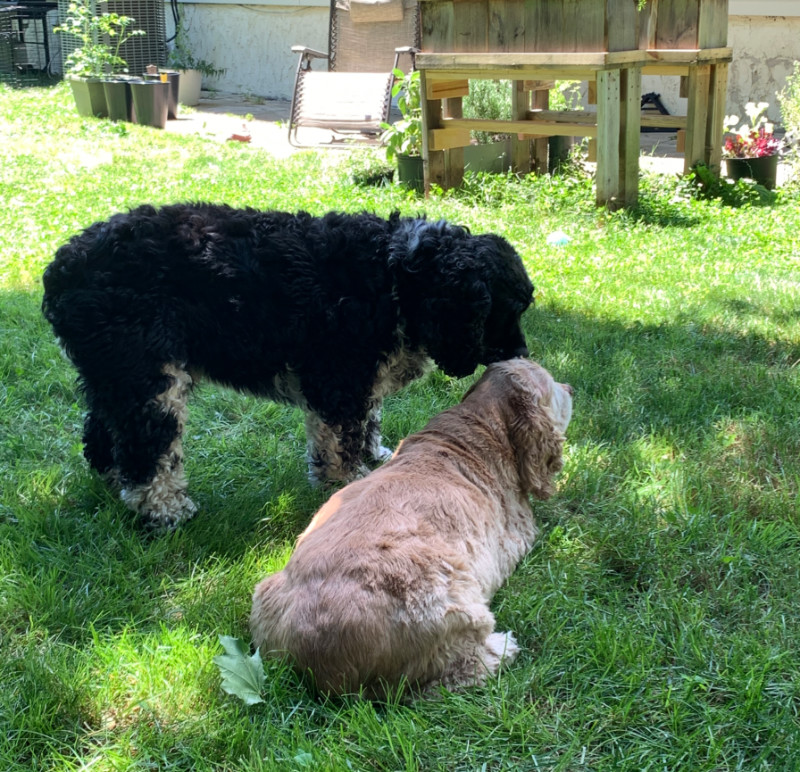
<box><xmin>250</xmin><ymin>359</ymin><xmax>572</xmax><ymax>698</ymax></box>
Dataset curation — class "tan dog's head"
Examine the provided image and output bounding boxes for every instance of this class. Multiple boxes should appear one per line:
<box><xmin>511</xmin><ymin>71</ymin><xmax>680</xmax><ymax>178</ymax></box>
<box><xmin>466</xmin><ymin>358</ymin><xmax>572</xmax><ymax>498</ymax></box>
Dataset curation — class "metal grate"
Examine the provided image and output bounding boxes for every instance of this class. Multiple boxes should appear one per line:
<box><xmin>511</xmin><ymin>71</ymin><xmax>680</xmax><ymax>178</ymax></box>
<box><xmin>0</xmin><ymin>3</ymin><xmax>59</xmax><ymax>86</ymax></box>
<box><xmin>57</xmin><ymin>0</ymin><xmax>165</xmax><ymax>76</ymax></box>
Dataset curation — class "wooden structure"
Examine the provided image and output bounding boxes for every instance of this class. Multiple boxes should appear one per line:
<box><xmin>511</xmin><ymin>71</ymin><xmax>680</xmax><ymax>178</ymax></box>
<box><xmin>415</xmin><ymin>0</ymin><xmax>732</xmax><ymax>207</ymax></box>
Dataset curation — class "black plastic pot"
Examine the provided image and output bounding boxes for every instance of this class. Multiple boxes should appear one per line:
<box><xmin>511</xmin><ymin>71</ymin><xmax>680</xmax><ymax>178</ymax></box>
<box><xmin>130</xmin><ymin>80</ymin><xmax>170</xmax><ymax>129</ymax></box>
<box><xmin>102</xmin><ymin>78</ymin><xmax>136</xmax><ymax>122</ymax></box>
<box><xmin>725</xmin><ymin>154</ymin><xmax>779</xmax><ymax>190</ymax></box>
<box><xmin>396</xmin><ymin>154</ymin><xmax>424</xmax><ymax>192</ymax></box>
<box><xmin>68</xmin><ymin>77</ymin><xmax>108</xmax><ymax>118</ymax></box>
<box><xmin>144</xmin><ymin>71</ymin><xmax>180</xmax><ymax>119</ymax></box>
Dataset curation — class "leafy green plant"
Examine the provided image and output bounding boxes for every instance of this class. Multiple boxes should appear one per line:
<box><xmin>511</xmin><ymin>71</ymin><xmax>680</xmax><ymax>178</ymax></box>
<box><xmin>54</xmin><ymin>0</ymin><xmax>144</xmax><ymax>78</ymax></box>
<box><xmin>778</xmin><ymin>60</ymin><xmax>800</xmax><ymax>142</ymax></box>
<box><xmin>463</xmin><ymin>78</ymin><xmax>511</xmax><ymax>144</ymax></box>
<box><xmin>381</xmin><ymin>68</ymin><xmax>421</xmax><ymax>161</ymax></box>
<box><xmin>680</xmin><ymin>162</ymin><xmax>777</xmax><ymax>206</ymax></box>
<box><xmin>166</xmin><ymin>7</ymin><xmax>225</xmax><ymax>79</ymax></box>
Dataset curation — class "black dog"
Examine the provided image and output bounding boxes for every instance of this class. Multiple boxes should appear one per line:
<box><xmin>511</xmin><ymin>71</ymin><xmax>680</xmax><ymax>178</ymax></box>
<box><xmin>42</xmin><ymin>204</ymin><xmax>533</xmax><ymax>529</ymax></box>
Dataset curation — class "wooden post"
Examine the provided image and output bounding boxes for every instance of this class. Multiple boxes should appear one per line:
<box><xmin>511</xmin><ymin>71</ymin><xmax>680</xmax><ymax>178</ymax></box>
<box><xmin>684</xmin><ymin>63</ymin><xmax>711</xmax><ymax>173</ymax></box>
<box><xmin>596</xmin><ymin>68</ymin><xmax>621</xmax><ymax>207</ymax></box>
<box><xmin>511</xmin><ymin>80</ymin><xmax>532</xmax><ymax>173</ymax></box>
<box><xmin>443</xmin><ymin>96</ymin><xmax>465</xmax><ymax>188</ymax></box>
<box><xmin>420</xmin><ymin>69</ymin><xmax>447</xmax><ymax>195</ymax></box>
<box><xmin>619</xmin><ymin>65</ymin><xmax>641</xmax><ymax>207</ymax></box>
<box><xmin>704</xmin><ymin>61</ymin><xmax>728</xmax><ymax>175</ymax></box>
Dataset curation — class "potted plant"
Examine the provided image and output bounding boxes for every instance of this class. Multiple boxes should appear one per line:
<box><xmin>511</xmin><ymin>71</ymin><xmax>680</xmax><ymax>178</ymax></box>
<box><xmin>55</xmin><ymin>1</ymin><xmax>144</xmax><ymax>119</ymax></box>
<box><xmin>381</xmin><ymin>68</ymin><xmax>423</xmax><ymax>191</ymax></box>
<box><xmin>166</xmin><ymin>11</ymin><xmax>225</xmax><ymax>107</ymax></box>
<box><xmin>722</xmin><ymin>101</ymin><xmax>783</xmax><ymax>190</ymax></box>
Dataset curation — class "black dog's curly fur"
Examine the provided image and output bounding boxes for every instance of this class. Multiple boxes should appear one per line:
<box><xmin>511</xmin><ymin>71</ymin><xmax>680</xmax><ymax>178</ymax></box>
<box><xmin>42</xmin><ymin>204</ymin><xmax>533</xmax><ymax>529</ymax></box>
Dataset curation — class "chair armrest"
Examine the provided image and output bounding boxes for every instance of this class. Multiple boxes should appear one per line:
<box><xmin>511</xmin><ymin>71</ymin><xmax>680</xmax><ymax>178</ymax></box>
<box><xmin>394</xmin><ymin>46</ymin><xmax>419</xmax><ymax>55</ymax></box>
<box><xmin>291</xmin><ymin>46</ymin><xmax>329</xmax><ymax>60</ymax></box>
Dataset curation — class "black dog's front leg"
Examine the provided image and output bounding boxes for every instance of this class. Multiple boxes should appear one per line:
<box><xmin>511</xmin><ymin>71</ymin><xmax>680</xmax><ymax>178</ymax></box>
<box><xmin>364</xmin><ymin>398</ymin><xmax>393</xmax><ymax>464</ymax></box>
<box><xmin>304</xmin><ymin>412</ymin><xmax>371</xmax><ymax>485</ymax></box>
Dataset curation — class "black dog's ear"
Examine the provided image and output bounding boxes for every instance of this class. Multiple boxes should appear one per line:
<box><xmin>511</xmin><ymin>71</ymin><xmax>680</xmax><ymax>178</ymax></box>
<box><xmin>389</xmin><ymin>220</ymin><xmax>491</xmax><ymax>377</ymax></box>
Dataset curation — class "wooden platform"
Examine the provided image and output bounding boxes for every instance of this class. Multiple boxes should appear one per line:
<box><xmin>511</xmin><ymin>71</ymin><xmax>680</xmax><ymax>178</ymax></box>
<box><xmin>415</xmin><ymin>0</ymin><xmax>732</xmax><ymax>207</ymax></box>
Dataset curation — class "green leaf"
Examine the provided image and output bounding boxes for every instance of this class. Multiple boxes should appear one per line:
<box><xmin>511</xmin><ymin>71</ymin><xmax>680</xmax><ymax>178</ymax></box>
<box><xmin>213</xmin><ymin>635</ymin><xmax>265</xmax><ymax>705</ymax></box>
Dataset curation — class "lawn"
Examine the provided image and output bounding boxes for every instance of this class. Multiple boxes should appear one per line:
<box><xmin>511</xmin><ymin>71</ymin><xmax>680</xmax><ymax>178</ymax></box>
<box><xmin>2</xmin><ymin>83</ymin><xmax>800</xmax><ymax>771</ymax></box>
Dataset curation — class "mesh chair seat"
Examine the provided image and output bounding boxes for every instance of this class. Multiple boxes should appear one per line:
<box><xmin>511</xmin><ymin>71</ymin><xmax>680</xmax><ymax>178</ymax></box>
<box><xmin>288</xmin><ymin>0</ymin><xmax>419</xmax><ymax>146</ymax></box>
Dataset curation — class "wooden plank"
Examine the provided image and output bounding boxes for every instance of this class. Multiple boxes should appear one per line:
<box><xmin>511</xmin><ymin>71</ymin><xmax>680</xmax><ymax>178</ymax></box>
<box><xmin>588</xmin><ymin>80</ymin><xmax>597</xmax><ymax>104</ymax></box>
<box><xmin>640</xmin><ymin>114</ymin><xmax>687</xmax><ymax>128</ymax></box>
<box><xmin>642</xmin><ymin>65</ymin><xmax>689</xmax><ymax>77</ymax></box>
<box><xmin>430</xmin><ymin>127</ymin><xmax>472</xmax><ymax>150</ymax></box>
<box><xmin>511</xmin><ymin>79</ymin><xmax>532</xmax><ymax>173</ymax></box>
<box><xmin>442</xmin><ymin>116</ymin><xmax>599</xmax><ymax>137</ymax></box>
<box><xmin>420</xmin><ymin>0</ymin><xmax>454</xmax><ymax>53</ymax></box>
<box><xmin>641</xmin><ymin>47</ymin><xmax>732</xmax><ymax>64</ymax></box>
<box><xmin>526</xmin><ymin>108</ymin><xmax>597</xmax><ymax>124</ymax></box>
<box><xmin>683</xmin><ymin>63</ymin><xmax>711</xmax><ymax>172</ymax></box>
<box><xmin>420</xmin><ymin>69</ymin><xmax>447</xmax><ymax>194</ymax></box>
<box><xmin>704</xmin><ymin>61</ymin><xmax>728</xmax><ymax>174</ymax></box>
<box><xmin>416</xmin><ymin>51</ymin><xmax>625</xmax><ymax>68</ymax></box>
<box><xmin>638</xmin><ymin>0</ymin><xmax>658</xmax><ymax>50</ymax></box>
<box><xmin>489</xmin><ymin>0</ymin><xmax>524</xmax><ymax>52</ymax></box>
<box><xmin>596</xmin><ymin>68</ymin><xmax>621</xmax><ymax>206</ymax></box>
<box><xmin>528</xmin><ymin>84</ymin><xmax>546</xmax><ymax>172</ymax></box>
<box><xmin>656</xmin><ymin>0</ymin><xmax>699</xmax><ymax>49</ymax></box>
<box><xmin>619</xmin><ymin>66</ymin><xmax>641</xmax><ymax>207</ymax></box>
<box><xmin>442</xmin><ymin>96</ymin><xmax>465</xmax><ymax>187</ymax></box>
<box><xmin>423</xmin><ymin>66</ymin><xmax>600</xmax><ymax>82</ymax></box>
<box><xmin>606</xmin><ymin>0</ymin><xmax>637</xmax><ymax>52</ymax></box>
<box><xmin>698</xmin><ymin>0</ymin><xmax>728</xmax><ymax>48</ymax></box>
<box><xmin>453</xmin><ymin>0</ymin><xmax>489</xmax><ymax>53</ymax></box>
<box><xmin>426</xmin><ymin>79</ymin><xmax>471</xmax><ymax>99</ymax></box>
<box><xmin>573</xmin><ymin>0</ymin><xmax>606</xmax><ymax>52</ymax></box>
<box><xmin>525</xmin><ymin>79</ymin><xmax>556</xmax><ymax>91</ymax></box>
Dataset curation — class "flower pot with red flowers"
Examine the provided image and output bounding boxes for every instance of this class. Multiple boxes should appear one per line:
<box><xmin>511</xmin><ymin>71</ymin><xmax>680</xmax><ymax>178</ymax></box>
<box><xmin>723</xmin><ymin>102</ymin><xmax>782</xmax><ymax>190</ymax></box>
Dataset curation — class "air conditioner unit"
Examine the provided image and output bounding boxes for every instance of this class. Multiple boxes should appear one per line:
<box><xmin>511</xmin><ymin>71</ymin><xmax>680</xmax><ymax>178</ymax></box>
<box><xmin>57</xmin><ymin>0</ymin><xmax>165</xmax><ymax>76</ymax></box>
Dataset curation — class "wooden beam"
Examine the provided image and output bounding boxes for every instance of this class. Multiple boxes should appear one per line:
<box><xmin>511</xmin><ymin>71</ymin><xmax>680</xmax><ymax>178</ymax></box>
<box><xmin>426</xmin><ymin>79</ymin><xmax>470</xmax><ymax>100</ymax></box>
<box><xmin>596</xmin><ymin>68</ymin><xmax>621</xmax><ymax>207</ymax></box>
<box><xmin>416</xmin><ymin>51</ymin><xmax>646</xmax><ymax>70</ymax></box>
<box><xmin>619</xmin><ymin>66</ymin><xmax>641</xmax><ymax>207</ymax></box>
<box><xmin>684</xmin><ymin>64</ymin><xmax>711</xmax><ymax>173</ymax></box>
<box><xmin>705</xmin><ymin>61</ymin><xmax>729</xmax><ymax>175</ymax></box>
<box><xmin>441</xmin><ymin>116</ymin><xmax>598</xmax><ymax>137</ymax></box>
<box><xmin>511</xmin><ymin>79</ymin><xmax>532</xmax><ymax>174</ymax></box>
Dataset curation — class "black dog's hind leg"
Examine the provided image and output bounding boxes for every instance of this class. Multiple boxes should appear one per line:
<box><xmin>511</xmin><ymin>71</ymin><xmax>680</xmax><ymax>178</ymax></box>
<box><xmin>304</xmin><ymin>412</ymin><xmax>371</xmax><ymax>484</ymax></box>
<box><xmin>86</xmin><ymin>363</ymin><xmax>197</xmax><ymax>530</ymax></box>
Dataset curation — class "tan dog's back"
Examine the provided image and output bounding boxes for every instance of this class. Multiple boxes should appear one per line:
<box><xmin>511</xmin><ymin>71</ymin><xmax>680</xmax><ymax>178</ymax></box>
<box><xmin>250</xmin><ymin>359</ymin><xmax>572</xmax><ymax>697</ymax></box>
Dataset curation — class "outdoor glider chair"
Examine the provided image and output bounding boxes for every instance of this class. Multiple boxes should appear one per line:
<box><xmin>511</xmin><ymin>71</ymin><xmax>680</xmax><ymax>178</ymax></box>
<box><xmin>288</xmin><ymin>0</ymin><xmax>419</xmax><ymax>146</ymax></box>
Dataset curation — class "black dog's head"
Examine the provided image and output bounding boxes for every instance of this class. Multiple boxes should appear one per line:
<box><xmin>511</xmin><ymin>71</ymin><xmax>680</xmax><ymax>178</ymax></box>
<box><xmin>389</xmin><ymin>220</ymin><xmax>533</xmax><ymax>378</ymax></box>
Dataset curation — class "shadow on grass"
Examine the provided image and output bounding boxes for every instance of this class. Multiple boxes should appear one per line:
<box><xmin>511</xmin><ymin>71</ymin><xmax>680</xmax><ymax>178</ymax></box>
<box><xmin>2</xmin><ymin>285</ymin><xmax>799</xmax><ymax>643</ymax></box>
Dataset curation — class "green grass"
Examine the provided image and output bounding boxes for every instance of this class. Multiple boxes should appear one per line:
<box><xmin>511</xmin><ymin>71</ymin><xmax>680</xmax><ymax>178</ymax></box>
<box><xmin>2</xmin><ymin>82</ymin><xmax>800</xmax><ymax>771</ymax></box>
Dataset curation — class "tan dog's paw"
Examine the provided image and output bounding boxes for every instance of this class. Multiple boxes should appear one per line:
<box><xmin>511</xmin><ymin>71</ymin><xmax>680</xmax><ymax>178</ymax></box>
<box><xmin>485</xmin><ymin>631</ymin><xmax>520</xmax><ymax>669</ymax></box>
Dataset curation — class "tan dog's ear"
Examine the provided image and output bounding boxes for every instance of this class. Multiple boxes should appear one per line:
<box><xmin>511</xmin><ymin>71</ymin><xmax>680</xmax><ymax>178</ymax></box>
<box><xmin>506</xmin><ymin>390</ymin><xmax>565</xmax><ymax>499</ymax></box>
